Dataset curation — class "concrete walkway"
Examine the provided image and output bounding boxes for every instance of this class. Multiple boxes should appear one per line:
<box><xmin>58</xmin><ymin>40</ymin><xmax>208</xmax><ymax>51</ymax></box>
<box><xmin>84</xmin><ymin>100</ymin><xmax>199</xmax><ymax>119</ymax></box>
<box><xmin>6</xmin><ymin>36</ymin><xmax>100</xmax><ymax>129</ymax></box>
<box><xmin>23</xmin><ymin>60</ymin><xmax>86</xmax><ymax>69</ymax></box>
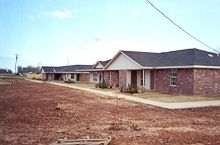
<box><xmin>27</xmin><ymin>79</ymin><xmax>220</xmax><ymax>109</ymax></box>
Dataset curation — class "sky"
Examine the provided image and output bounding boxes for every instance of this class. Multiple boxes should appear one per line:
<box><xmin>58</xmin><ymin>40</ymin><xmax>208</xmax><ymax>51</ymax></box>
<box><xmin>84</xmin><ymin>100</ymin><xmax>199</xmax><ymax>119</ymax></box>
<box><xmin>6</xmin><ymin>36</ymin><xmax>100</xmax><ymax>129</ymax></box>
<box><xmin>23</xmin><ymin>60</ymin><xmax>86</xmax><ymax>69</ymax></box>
<box><xmin>0</xmin><ymin>0</ymin><xmax>220</xmax><ymax>71</ymax></box>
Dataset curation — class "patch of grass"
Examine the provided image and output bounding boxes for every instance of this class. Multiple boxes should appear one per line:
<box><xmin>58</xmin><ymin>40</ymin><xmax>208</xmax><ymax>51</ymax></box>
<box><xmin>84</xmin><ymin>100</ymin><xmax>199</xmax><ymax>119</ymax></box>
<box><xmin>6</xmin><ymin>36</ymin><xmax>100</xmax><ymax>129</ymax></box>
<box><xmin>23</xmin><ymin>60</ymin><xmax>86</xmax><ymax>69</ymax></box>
<box><xmin>73</xmin><ymin>83</ymin><xmax>95</xmax><ymax>88</ymax></box>
<box><xmin>134</xmin><ymin>91</ymin><xmax>220</xmax><ymax>102</ymax></box>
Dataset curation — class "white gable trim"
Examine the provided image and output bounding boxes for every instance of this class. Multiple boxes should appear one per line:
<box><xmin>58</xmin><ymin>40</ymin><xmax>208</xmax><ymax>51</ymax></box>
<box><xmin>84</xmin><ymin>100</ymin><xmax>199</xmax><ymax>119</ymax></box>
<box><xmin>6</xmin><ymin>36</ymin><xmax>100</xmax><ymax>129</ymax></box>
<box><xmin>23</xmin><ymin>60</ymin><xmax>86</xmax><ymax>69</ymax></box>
<box><xmin>92</xmin><ymin>61</ymin><xmax>104</xmax><ymax>69</ymax></box>
<box><xmin>95</xmin><ymin>62</ymin><xmax>104</xmax><ymax>69</ymax></box>
<box><xmin>120</xmin><ymin>51</ymin><xmax>143</xmax><ymax>68</ymax></box>
<box><xmin>104</xmin><ymin>51</ymin><xmax>143</xmax><ymax>69</ymax></box>
<box><xmin>104</xmin><ymin>51</ymin><xmax>143</xmax><ymax>70</ymax></box>
<box><xmin>41</xmin><ymin>69</ymin><xmax>45</xmax><ymax>73</ymax></box>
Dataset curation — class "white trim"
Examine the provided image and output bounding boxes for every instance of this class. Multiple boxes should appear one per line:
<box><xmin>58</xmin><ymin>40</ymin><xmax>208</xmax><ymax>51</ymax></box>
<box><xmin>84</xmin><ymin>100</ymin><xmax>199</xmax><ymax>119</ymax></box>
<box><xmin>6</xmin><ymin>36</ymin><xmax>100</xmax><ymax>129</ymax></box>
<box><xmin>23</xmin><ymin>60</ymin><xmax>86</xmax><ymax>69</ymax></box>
<box><xmin>120</xmin><ymin>51</ymin><xmax>144</xmax><ymax>68</ymax></box>
<box><xmin>105</xmin><ymin>68</ymin><xmax>143</xmax><ymax>71</ymax></box>
<box><xmin>154</xmin><ymin>65</ymin><xmax>220</xmax><ymax>69</ymax></box>
<box><xmin>41</xmin><ymin>72</ymin><xmax>89</xmax><ymax>74</ymax></box>
<box><xmin>82</xmin><ymin>69</ymin><xmax>105</xmax><ymax>72</ymax></box>
<box><xmin>104</xmin><ymin>51</ymin><xmax>121</xmax><ymax>69</ymax></box>
<box><xmin>142</xmin><ymin>69</ymin><xmax>145</xmax><ymax>87</ymax></box>
<box><xmin>92</xmin><ymin>61</ymin><xmax>104</xmax><ymax>69</ymax></box>
<box><xmin>41</xmin><ymin>69</ymin><xmax>45</xmax><ymax>73</ymax></box>
<box><xmin>110</xmin><ymin>70</ymin><xmax>112</xmax><ymax>85</ymax></box>
<box><xmin>104</xmin><ymin>50</ymin><xmax>143</xmax><ymax>69</ymax></box>
<box><xmin>170</xmin><ymin>69</ymin><xmax>177</xmax><ymax>86</ymax></box>
<box><xmin>142</xmin><ymin>67</ymin><xmax>154</xmax><ymax>69</ymax></box>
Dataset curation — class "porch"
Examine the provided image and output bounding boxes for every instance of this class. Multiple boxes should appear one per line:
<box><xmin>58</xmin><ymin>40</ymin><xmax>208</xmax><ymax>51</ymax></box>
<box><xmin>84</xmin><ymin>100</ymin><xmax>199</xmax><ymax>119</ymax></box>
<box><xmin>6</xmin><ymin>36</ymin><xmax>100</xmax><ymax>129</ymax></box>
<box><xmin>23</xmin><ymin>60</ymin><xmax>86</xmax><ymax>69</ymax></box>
<box><xmin>119</xmin><ymin>69</ymin><xmax>152</xmax><ymax>90</ymax></box>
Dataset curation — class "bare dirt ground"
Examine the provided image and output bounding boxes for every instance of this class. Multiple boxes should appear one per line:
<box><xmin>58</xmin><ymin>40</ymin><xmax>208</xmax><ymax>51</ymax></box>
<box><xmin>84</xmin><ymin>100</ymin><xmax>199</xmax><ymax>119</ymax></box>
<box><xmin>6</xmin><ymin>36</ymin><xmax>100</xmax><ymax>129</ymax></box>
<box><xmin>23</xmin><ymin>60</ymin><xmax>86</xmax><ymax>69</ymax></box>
<box><xmin>0</xmin><ymin>79</ymin><xmax>220</xmax><ymax>145</ymax></box>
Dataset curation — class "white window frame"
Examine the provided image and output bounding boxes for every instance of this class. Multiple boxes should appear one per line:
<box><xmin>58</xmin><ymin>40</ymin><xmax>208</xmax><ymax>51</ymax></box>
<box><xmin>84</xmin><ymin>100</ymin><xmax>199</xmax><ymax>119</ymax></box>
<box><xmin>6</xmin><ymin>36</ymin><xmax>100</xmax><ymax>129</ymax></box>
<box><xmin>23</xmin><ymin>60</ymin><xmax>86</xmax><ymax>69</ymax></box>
<box><xmin>93</xmin><ymin>73</ymin><xmax>97</xmax><ymax>81</ymax></box>
<box><xmin>140</xmin><ymin>70</ymin><xmax>145</xmax><ymax>86</ymax></box>
<box><xmin>170</xmin><ymin>69</ymin><xmax>177</xmax><ymax>86</ymax></box>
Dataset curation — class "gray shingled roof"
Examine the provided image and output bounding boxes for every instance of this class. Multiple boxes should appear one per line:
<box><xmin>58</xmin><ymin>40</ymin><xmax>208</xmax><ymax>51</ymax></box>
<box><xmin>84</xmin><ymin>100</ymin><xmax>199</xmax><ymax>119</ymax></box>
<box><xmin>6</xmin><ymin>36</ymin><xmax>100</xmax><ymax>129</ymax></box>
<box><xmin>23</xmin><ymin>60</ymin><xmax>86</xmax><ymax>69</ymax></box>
<box><xmin>42</xmin><ymin>65</ymin><xmax>93</xmax><ymax>73</ymax></box>
<box><xmin>41</xmin><ymin>66</ymin><xmax>56</xmax><ymax>73</ymax></box>
<box><xmin>121</xmin><ymin>48</ymin><xmax>220</xmax><ymax>67</ymax></box>
<box><xmin>99</xmin><ymin>59</ymin><xmax>111</xmax><ymax>67</ymax></box>
<box><xmin>0</xmin><ymin>69</ymin><xmax>12</xmax><ymax>74</ymax></box>
<box><xmin>92</xmin><ymin>59</ymin><xmax>111</xmax><ymax>69</ymax></box>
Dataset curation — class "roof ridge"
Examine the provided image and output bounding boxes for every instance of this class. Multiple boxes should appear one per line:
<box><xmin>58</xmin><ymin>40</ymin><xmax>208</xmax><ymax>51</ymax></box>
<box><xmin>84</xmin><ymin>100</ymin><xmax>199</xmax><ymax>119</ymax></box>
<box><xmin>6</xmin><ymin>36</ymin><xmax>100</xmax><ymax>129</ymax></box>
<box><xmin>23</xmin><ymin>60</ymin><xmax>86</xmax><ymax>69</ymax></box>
<box><xmin>121</xmin><ymin>50</ymin><xmax>159</xmax><ymax>54</ymax></box>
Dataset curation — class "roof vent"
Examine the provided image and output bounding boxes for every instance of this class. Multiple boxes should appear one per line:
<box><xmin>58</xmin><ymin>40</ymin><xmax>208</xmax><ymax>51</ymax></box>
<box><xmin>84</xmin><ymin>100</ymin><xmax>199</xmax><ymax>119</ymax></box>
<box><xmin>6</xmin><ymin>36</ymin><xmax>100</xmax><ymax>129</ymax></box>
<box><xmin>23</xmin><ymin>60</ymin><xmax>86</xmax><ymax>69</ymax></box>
<box><xmin>208</xmin><ymin>54</ymin><xmax>213</xmax><ymax>57</ymax></box>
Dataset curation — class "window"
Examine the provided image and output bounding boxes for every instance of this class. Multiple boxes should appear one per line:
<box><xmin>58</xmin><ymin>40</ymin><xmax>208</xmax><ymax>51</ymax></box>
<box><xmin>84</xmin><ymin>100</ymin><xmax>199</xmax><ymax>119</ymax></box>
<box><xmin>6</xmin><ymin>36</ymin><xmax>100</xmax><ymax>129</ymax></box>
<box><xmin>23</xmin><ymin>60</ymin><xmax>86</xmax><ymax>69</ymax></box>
<box><xmin>71</xmin><ymin>74</ymin><xmax>74</xmax><ymax>79</ymax></box>
<box><xmin>93</xmin><ymin>73</ymin><xmax>97</xmax><ymax>81</ymax></box>
<box><xmin>170</xmin><ymin>69</ymin><xmax>177</xmax><ymax>86</ymax></box>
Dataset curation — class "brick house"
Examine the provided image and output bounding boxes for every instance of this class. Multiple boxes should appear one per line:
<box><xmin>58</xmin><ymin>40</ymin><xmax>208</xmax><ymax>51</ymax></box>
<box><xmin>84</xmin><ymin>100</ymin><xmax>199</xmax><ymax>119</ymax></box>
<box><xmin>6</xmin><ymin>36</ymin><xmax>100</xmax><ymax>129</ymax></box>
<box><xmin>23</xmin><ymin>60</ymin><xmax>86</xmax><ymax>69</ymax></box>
<box><xmin>103</xmin><ymin>48</ymin><xmax>220</xmax><ymax>96</ymax></box>
<box><xmin>41</xmin><ymin>65</ymin><xmax>92</xmax><ymax>82</ymax></box>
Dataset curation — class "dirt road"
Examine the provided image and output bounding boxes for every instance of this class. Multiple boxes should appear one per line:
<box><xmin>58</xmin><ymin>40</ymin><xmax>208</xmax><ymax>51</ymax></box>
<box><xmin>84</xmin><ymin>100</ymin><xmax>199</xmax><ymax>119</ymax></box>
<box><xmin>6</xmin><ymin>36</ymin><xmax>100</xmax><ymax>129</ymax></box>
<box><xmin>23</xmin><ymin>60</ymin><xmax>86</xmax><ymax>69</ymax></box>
<box><xmin>0</xmin><ymin>79</ymin><xmax>220</xmax><ymax>145</ymax></box>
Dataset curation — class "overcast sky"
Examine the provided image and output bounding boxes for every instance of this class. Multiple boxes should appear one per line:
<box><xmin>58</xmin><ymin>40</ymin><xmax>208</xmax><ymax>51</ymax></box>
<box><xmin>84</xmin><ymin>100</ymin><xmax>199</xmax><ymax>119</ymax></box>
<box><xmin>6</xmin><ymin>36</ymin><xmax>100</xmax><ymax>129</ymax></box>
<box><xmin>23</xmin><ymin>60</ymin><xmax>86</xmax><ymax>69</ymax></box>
<box><xmin>0</xmin><ymin>0</ymin><xmax>220</xmax><ymax>71</ymax></box>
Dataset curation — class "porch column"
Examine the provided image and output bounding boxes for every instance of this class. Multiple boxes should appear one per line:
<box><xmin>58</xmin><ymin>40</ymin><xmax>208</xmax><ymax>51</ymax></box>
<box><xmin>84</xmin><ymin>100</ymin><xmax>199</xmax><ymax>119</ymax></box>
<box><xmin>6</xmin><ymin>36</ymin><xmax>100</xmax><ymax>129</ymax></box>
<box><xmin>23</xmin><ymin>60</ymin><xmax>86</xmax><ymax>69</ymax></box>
<box><xmin>142</xmin><ymin>69</ymin><xmax>145</xmax><ymax>87</ymax></box>
<box><xmin>102</xmin><ymin>71</ymin><xmax>104</xmax><ymax>83</ymax></box>
<box><xmin>110</xmin><ymin>71</ymin><xmax>112</xmax><ymax>85</ymax></box>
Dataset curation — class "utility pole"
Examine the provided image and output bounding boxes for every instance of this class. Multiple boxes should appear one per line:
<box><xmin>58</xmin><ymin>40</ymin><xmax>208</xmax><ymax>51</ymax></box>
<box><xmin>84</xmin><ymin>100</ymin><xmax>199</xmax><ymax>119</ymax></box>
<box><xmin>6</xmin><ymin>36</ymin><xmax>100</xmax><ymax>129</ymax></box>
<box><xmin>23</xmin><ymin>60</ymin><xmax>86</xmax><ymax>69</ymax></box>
<box><xmin>13</xmin><ymin>54</ymin><xmax>18</xmax><ymax>84</ymax></box>
<box><xmin>15</xmin><ymin>54</ymin><xmax>18</xmax><ymax>74</ymax></box>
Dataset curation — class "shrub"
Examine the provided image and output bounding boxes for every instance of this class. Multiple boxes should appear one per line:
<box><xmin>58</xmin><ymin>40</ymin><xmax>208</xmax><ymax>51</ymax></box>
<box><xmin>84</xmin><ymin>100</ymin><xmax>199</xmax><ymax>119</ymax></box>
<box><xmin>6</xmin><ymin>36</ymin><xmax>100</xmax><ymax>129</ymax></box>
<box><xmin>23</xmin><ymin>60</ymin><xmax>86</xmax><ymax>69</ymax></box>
<box><xmin>139</xmin><ymin>86</ymin><xmax>146</xmax><ymax>93</ymax></box>
<box><xmin>120</xmin><ymin>84</ymin><xmax>138</xmax><ymax>94</ymax></box>
<box><xmin>95</xmin><ymin>83</ymin><xmax>113</xmax><ymax>89</ymax></box>
<box><xmin>64</xmin><ymin>79</ymin><xmax>74</xmax><ymax>84</ymax></box>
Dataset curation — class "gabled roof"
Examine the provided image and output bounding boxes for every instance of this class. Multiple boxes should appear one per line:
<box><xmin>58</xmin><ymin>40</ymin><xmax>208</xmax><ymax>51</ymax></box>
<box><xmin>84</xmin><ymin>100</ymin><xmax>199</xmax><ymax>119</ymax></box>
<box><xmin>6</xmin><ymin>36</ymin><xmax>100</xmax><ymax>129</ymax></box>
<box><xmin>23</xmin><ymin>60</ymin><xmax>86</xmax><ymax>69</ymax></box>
<box><xmin>92</xmin><ymin>59</ymin><xmax>111</xmax><ymax>69</ymax></box>
<box><xmin>105</xmin><ymin>48</ymin><xmax>220</xmax><ymax>69</ymax></box>
<box><xmin>120</xmin><ymin>51</ymin><xmax>158</xmax><ymax>67</ymax></box>
<box><xmin>99</xmin><ymin>59</ymin><xmax>111</xmax><ymax>66</ymax></box>
<box><xmin>41</xmin><ymin>66</ymin><xmax>56</xmax><ymax>73</ymax></box>
<box><xmin>0</xmin><ymin>69</ymin><xmax>12</xmax><ymax>74</ymax></box>
<box><xmin>41</xmin><ymin>65</ymin><xmax>93</xmax><ymax>73</ymax></box>
<box><xmin>20</xmin><ymin>67</ymin><xmax>40</xmax><ymax>74</ymax></box>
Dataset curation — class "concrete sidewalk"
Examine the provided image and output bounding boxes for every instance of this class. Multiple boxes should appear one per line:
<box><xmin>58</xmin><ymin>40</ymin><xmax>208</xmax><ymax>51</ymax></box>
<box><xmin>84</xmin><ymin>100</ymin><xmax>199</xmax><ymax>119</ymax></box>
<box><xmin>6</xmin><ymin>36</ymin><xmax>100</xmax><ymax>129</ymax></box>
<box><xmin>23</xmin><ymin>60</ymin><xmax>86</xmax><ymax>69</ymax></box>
<box><xmin>27</xmin><ymin>79</ymin><xmax>220</xmax><ymax>109</ymax></box>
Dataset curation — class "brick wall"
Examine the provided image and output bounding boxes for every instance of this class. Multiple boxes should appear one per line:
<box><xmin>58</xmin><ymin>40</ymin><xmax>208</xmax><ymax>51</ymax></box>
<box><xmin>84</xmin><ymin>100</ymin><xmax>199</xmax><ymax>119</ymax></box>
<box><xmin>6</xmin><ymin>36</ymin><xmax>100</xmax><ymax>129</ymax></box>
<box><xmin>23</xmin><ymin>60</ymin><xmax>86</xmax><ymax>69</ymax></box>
<box><xmin>103</xmin><ymin>71</ymin><xmax>110</xmax><ymax>85</ymax></box>
<box><xmin>154</xmin><ymin>69</ymin><xmax>194</xmax><ymax>95</ymax></box>
<box><xmin>194</xmin><ymin>68</ymin><xmax>220</xmax><ymax>96</ymax></box>
<box><xmin>153</xmin><ymin>68</ymin><xmax>220</xmax><ymax>96</ymax></box>
<box><xmin>119</xmin><ymin>70</ymin><xmax>127</xmax><ymax>88</ymax></box>
<box><xmin>79</xmin><ymin>73</ymin><xmax>90</xmax><ymax>82</ymax></box>
<box><xmin>110</xmin><ymin>71</ymin><xmax>119</xmax><ymax>87</ymax></box>
<box><xmin>150</xmin><ymin>70</ymin><xmax>155</xmax><ymax>90</ymax></box>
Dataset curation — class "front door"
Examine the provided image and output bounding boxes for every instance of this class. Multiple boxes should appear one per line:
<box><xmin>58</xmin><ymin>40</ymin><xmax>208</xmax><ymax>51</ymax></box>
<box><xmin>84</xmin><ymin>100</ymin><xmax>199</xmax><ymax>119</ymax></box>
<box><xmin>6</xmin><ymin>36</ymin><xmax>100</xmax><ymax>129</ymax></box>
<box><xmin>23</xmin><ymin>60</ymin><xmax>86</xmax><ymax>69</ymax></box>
<box><xmin>131</xmin><ymin>71</ymin><xmax>137</xmax><ymax>87</ymax></box>
<box><xmin>76</xmin><ymin>74</ymin><xmax>80</xmax><ymax>81</ymax></box>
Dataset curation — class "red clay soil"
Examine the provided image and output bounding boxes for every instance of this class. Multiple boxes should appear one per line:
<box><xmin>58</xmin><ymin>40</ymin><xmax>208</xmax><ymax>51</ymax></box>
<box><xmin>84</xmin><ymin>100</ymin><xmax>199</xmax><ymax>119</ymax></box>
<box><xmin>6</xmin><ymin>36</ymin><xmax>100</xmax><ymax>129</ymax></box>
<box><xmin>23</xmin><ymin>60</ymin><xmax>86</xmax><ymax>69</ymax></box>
<box><xmin>0</xmin><ymin>79</ymin><xmax>220</xmax><ymax>145</ymax></box>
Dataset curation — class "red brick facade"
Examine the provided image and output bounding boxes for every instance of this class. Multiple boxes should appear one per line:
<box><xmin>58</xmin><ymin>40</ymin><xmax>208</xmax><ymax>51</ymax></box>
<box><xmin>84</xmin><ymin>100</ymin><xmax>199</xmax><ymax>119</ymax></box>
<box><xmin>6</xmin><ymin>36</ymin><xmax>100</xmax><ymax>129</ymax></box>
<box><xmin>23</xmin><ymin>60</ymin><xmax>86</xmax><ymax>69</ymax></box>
<box><xmin>79</xmin><ymin>73</ymin><xmax>90</xmax><ymax>82</ymax></box>
<box><xmin>110</xmin><ymin>71</ymin><xmax>119</xmax><ymax>87</ymax></box>
<box><xmin>103</xmin><ymin>71</ymin><xmax>110</xmax><ymax>84</ymax></box>
<box><xmin>150</xmin><ymin>70</ymin><xmax>155</xmax><ymax>90</ymax></box>
<box><xmin>102</xmin><ymin>68</ymin><xmax>220</xmax><ymax>96</ymax></box>
<box><xmin>90</xmin><ymin>71</ymin><xmax>120</xmax><ymax>87</ymax></box>
<box><xmin>151</xmin><ymin>68</ymin><xmax>220</xmax><ymax>96</ymax></box>
<box><xmin>153</xmin><ymin>69</ymin><xmax>194</xmax><ymax>95</ymax></box>
<box><xmin>194</xmin><ymin>68</ymin><xmax>220</xmax><ymax>96</ymax></box>
<box><xmin>119</xmin><ymin>70</ymin><xmax>127</xmax><ymax>88</ymax></box>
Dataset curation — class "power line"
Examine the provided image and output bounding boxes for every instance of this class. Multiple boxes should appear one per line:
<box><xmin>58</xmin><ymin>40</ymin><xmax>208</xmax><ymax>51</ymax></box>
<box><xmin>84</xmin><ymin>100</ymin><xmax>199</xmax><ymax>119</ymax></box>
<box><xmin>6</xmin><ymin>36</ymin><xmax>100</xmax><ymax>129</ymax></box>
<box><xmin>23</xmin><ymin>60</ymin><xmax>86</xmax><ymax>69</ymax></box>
<box><xmin>145</xmin><ymin>0</ymin><xmax>219</xmax><ymax>53</ymax></box>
